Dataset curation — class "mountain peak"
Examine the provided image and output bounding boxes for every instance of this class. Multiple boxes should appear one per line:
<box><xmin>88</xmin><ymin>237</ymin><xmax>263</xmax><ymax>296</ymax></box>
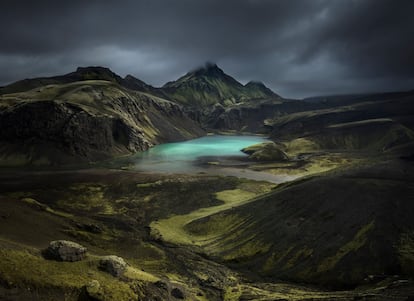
<box><xmin>75</xmin><ymin>66</ymin><xmax>112</xmax><ymax>73</ymax></box>
<box><xmin>190</xmin><ymin>62</ymin><xmax>225</xmax><ymax>77</ymax></box>
<box><xmin>124</xmin><ymin>74</ymin><xmax>146</xmax><ymax>84</ymax></box>
<box><xmin>72</xmin><ymin>66</ymin><xmax>120</xmax><ymax>80</ymax></box>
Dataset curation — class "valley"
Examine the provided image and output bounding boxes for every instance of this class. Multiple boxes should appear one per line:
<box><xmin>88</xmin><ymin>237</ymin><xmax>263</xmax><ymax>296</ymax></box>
<box><xmin>0</xmin><ymin>64</ymin><xmax>413</xmax><ymax>300</ymax></box>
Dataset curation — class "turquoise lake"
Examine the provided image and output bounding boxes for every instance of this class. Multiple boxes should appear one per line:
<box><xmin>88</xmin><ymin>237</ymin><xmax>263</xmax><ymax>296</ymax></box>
<box><xmin>132</xmin><ymin>135</ymin><xmax>267</xmax><ymax>173</ymax></box>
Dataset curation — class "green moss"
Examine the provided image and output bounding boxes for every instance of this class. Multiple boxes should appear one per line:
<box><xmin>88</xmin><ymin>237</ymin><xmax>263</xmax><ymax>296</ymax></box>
<box><xmin>223</xmin><ymin>284</ymin><xmax>242</xmax><ymax>301</ymax></box>
<box><xmin>215</xmin><ymin>189</ymin><xmax>256</xmax><ymax>203</ymax></box>
<box><xmin>222</xmin><ymin>239</ymin><xmax>271</xmax><ymax>262</ymax></box>
<box><xmin>0</xmin><ymin>249</ymin><xmax>137</xmax><ymax>300</ymax></box>
<box><xmin>262</xmin><ymin>247</ymin><xmax>294</xmax><ymax>273</ymax></box>
<box><xmin>186</xmin><ymin>213</ymin><xmax>243</xmax><ymax>237</ymax></box>
<box><xmin>21</xmin><ymin>198</ymin><xmax>72</xmax><ymax>218</ymax></box>
<box><xmin>284</xmin><ymin>138</ymin><xmax>320</xmax><ymax>155</ymax></box>
<box><xmin>317</xmin><ymin>221</ymin><xmax>375</xmax><ymax>273</ymax></box>
<box><xmin>57</xmin><ymin>183</ymin><xmax>114</xmax><ymax>214</ymax></box>
<box><xmin>136</xmin><ymin>181</ymin><xmax>162</xmax><ymax>188</ymax></box>
<box><xmin>242</xmin><ymin>142</ymin><xmax>289</xmax><ymax>162</ymax></box>
<box><xmin>283</xmin><ymin>247</ymin><xmax>314</xmax><ymax>269</ymax></box>
<box><xmin>151</xmin><ymin>183</ymin><xmax>272</xmax><ymax>247</ymax></box>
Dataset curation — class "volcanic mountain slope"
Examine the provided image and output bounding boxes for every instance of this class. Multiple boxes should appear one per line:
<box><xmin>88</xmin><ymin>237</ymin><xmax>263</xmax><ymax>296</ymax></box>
<box><xmin>163</xmin><ymin>63</ymin><xmax>279</xmax><ymax>108</ymax></box>
<box><xmin>0</xmin><ymin>78</ymin><xmax>204</xmax><ymax>166</ymax></box>
<box><xmin>265</xmin><ymin>91</ymin><xmax>414</xmax><ymax>155</ymax></box>
<box><xmin>183</xmin><ymin>158</ymin><xmax>414</xmax><ymax>289</ymax></box>
<box><xmin>0</xmin><ymin>66</ymin><xmax>169</xmax><ymax>99</ymax></box>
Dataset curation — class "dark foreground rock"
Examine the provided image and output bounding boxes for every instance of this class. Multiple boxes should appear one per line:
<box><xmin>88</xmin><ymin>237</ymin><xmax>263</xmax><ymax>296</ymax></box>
<box><xmin>45</xmin><ymin>240</ymin><xmax>87</xmax><ymax>262</ymax></box>
<box><xmin>171</xmin><ymin>287</ymin><xmax>185</xmax><ymax>299</ymax></box>
<box><xmin>99</xmin><ymin>255</ymin><xmax>128</xmax><ymax>277</ymax></box>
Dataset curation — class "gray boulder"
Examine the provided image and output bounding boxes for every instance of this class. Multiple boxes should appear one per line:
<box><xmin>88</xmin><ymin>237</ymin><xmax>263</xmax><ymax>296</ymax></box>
<box><xmin>45</xmin><ymin>240</ymin><xmax>87</xmax><ymax>262</ymax></box>
<box><xmin>99</xmin><ymin>255</ymin><xmax>128</xmax><ymax>277</ymax></box>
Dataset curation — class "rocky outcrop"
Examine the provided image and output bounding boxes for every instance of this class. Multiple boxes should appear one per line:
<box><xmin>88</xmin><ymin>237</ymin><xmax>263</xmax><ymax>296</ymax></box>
<box><xmin>0</xmin><ymin>101</ymin><xmax>150</xmax><ymax>159</ymax></box>
<box><xmin>242</xmin><ymin>142</ymin><xmax>289</xmax><ymax>161</ymax></box>
<box><xmin>99</xmin><ymin>255</ymin><xmax>128</xmax><ymax>277</ymax></box>
<box><xmin>0</xmin><ymin>80</ymin><xmax>205</xmax><ymax>166</ymax></box>
<box><xmin>45</xmin><ymin>240</ymin><xmax>87</xmax><ymax>262</ymax></box>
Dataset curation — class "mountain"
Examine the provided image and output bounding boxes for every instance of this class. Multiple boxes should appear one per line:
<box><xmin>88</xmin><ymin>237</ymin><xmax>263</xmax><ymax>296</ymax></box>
<box><xmin>0</xmin><ymin>76</ymin><xmax>204</xmax><ymax>166</ymax></box>
<box><xmin>163</xmin><ymin>63</ymin><xmax>279</xmax><ymax>108</ymax></box>
<box><xmin>2</xmin><ymin>65</ymin><xmax>413</xmax><ymax>166</ymax></box>
<box><xmin>265</xmin><ymin>91</ymin><xmax>414</xmax><ymax>154</ymax></box>
<box><xmin>0</xmin><ymin>66</ymin><xmax>170</xmax><ymax>99</ymax></box>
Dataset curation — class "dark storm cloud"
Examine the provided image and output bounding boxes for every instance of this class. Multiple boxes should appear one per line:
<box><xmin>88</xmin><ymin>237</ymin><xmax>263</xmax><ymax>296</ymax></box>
<box><xmin>0</xmin><ymin>0</ymin><xmax>413</xmax><ymax>98</ymax></box>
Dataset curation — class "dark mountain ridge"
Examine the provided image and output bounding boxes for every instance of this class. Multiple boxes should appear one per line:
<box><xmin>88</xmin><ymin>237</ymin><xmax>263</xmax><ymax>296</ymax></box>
<box><xmin>0</xmin><ymin>66</ymin><xmax>170</xmax><ymax>99</ymax></box>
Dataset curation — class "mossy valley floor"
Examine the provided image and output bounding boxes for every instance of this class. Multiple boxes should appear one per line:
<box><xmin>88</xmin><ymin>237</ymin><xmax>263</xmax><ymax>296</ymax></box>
<box><xmin>1</xmin><ymin>153</ymin><xmax>414</xmax><ymax>300</ymax></box>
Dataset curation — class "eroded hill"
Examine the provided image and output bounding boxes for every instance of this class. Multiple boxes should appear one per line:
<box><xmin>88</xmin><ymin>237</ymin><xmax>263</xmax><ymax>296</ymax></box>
<box><xmin>0</xmin><ymin>79</ymin><xmax>204</xmax><ymax>166</ymax></box>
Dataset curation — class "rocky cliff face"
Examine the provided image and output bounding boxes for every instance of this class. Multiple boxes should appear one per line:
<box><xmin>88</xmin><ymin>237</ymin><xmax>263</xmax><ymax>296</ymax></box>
<box><xmin>0</xmin><ymin>80</ymin><xmax>204</xmax><ymax>166</ymax></box>
<box><xmin>0</xmin><ymin>101</ymin><xmax>149</xmax><ymax>163</ymax></box>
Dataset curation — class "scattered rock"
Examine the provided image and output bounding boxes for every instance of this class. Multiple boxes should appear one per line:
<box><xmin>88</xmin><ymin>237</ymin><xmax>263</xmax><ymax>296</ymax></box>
<box><xmin>76</xmin><ymin>222</ymin><xmax>103</xmax><ymax>234</ymax></box>
<box><xmin>99</xmin><ymin>255</ymin><xmax>127</xmax><ymax>277</ymax></box>
<box><xmin>45</xmin><ymin>240</ymin><xmax>87</xmax><ymax>262</ymax></box>
<box><xmin>85</xmin><ymin>280</ymin><xmax>104</xmax><ymax>300</ymax></box>
<box><xmin>154</xmin><ymin>281</ymin><xmax>169</xmax><ymax>290</ymax></box>
<box><xmin>171</xmin><ymin>287</ymin><xmax>185</xmax><ymax>299</ymax></box>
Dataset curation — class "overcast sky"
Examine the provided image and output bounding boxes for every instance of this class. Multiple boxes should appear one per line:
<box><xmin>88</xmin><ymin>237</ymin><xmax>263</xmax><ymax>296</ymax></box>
<box><xmin>1</xmin><ymin>0</ymin><xmax>413</xmax><ymax>98</ymax></box>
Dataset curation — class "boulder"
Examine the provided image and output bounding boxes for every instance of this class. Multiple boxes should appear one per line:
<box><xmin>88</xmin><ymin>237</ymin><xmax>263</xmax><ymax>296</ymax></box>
<box><xmin>99</xmin><ymin>255</ymin><xmax>127</xmax><ymax>277</ymax></box>
<box><xmin>171</xmin><ymin>287</ymin><xmax>185</xmax><ymax>299</ymax></box>
<box><xmin>45</xmin><ymin>240</ymin><xmax>87</xmax><ymax>262</ymax></box>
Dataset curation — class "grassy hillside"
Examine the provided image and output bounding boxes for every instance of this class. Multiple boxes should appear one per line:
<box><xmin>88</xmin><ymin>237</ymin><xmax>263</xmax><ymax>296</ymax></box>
<box><xmin>182</xmin><ymin>159</ymin><xmax>414</xmax><ymax>288</ymax></box>
<box><xmin>265</xmin><ymin>92</ymin><xmax>414</xmax><ymax>154</ymax></box>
